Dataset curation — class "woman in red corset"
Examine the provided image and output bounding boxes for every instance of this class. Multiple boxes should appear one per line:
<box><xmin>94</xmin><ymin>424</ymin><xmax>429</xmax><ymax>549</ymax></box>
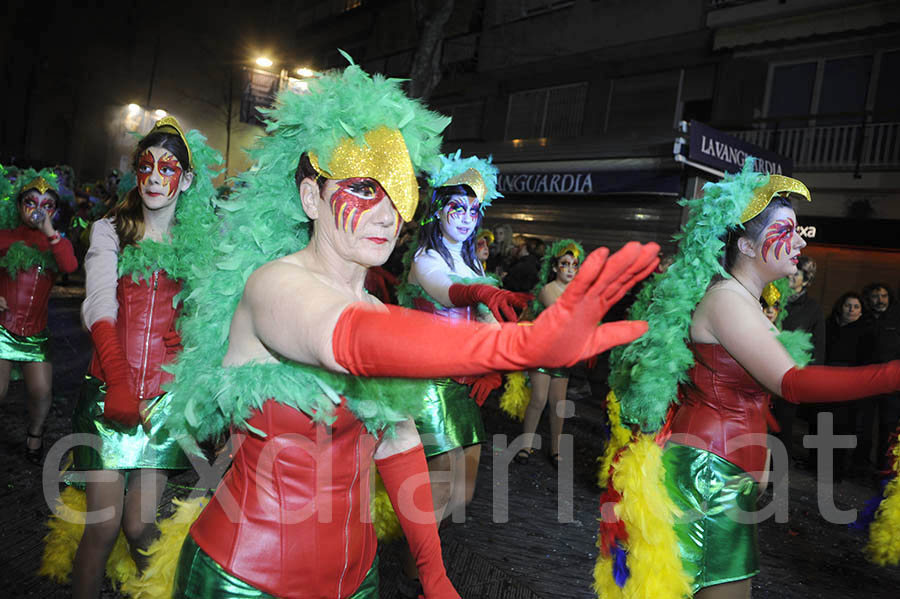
<box><xmin>663</xmin><ymin>175</ymin><xmax>900</xmax><ymax>598</ymax></box>
<box><xmin>0</xmin><ymin>172</ymin><xmax>77</xmax><ymax>463</ymax></box>
<box><xmin>68</xmin><ymin>116</ymin><xmax>214</xmax><ymax>599</ymax></box>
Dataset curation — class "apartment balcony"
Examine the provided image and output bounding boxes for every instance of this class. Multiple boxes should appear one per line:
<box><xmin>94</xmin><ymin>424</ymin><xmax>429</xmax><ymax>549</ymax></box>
<box><xmin>727</xmin><ymin>121</ymin><xmax>900</xmax><ymax>172</ymax></box>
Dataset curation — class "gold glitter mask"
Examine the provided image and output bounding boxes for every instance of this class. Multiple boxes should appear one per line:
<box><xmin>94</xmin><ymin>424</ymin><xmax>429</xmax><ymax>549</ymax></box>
<box><xmin>442</xmin><ymin>168</ymin><xmax>486</xmax><ymax>204</ymax></box>
<box><xmin>21</xmin><ymin>176</ymin><xmax>54</xmax><ymax>195</ymax></box>
<box><xmin>555</xmin><ymin>242</ymin><xmax>582</xmax><ymax>261</ymax></box>
<box><xmin>740</xmin><ymin>174</ymin><xmax>810</xmax><ymax>223</ymax></box>
<box><xmin>308</xmin><ymin>126</ymin><xmax>418</xmax><ymax>222</ymax></box>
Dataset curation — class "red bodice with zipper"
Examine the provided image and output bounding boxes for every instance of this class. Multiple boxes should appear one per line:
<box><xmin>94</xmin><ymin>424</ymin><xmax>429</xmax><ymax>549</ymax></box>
<box><xmin>669</xmin><ymin>343</ymin><xmax>772</xmax><ymax>480</ymax></box>
<box><xmin>0</xmin><ymin>226</ymin><xmax>77</xmax><ymax>336</ymax></box>
<box><xmin>190</xmin><ymin>400</ymin><xmax>379</xmax><ymax>599</ymax></box>
<box><xmin>88</xmin><ymin>271</ymin><xmax>181</xmax><ymax>399</ymax></box>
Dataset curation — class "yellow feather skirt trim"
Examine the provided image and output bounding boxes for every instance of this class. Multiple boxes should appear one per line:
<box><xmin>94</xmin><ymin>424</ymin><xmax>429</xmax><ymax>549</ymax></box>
<box><xmin>39</xmin><ymin>486</ymin><xmax>138</xmax><ymax>588</ymax></box>
<box><xmin>597</xmin><ymin>391</ymin><xmax>633</xmax><ymax>488</ymax></box>
<box><xmin>868</xmin><ymin>439</ymin><xmax>900</xmax><ymax>566</ymax></box>
<box><xmin>499</xmin><ymin>371</ymin><xmax>531</xmax><ymax>422</ymax></box>
<box><xmin>120</xmin><ymin>496</ymin><xmax>208</xmax><ymax>599</ymax></box>
<box><xmin>593</xmin><ymin>434</ymin><xmax>693</xmax><ymax>599</ymax></box>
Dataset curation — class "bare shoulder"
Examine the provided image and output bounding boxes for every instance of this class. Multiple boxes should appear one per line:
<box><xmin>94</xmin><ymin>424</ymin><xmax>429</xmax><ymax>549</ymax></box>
<box><xmin>691</xmin><ymin>280</ymin><xmax>762</xmax><ymax>342</ymax></box>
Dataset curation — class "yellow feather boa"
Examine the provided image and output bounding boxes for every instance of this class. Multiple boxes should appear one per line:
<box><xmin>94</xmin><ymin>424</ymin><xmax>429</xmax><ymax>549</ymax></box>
<box><xmin>39</xmin><ymin>486</ymin><xmax>138</xmax><ymax>588</ymax></box>
<box><xmin>499</xmin><ymin>371</ymin><xmax>531</xmax><ymax>422</ymax></box>
<box><xmin>597</xmin><ymin>391</ymin><xmax>633</xmax><ymax>488</ymax></box>
<box><xmin>121</xmin><ymin>496</ymin><xmax>208</xmax><ymax>599</ymax></box>
<box><xmin>593</xmin><ymin>434</ymin><xmax>693</xmax><ymax>598</ymax></box>
<box><xmin>868</xmin><ymin>439</ymin><xmax>900</xmax><ymax>566</ymax></box>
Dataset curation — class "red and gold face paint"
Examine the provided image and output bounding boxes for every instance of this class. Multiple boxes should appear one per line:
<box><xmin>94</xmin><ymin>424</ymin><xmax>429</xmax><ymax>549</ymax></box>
<box><xmin>761</xmin><ymin>218</ymin><xmax>796</xmax><ymax>263</ymax></box>
<box><xmin>137</xmin><ymin>148</ymin><xmax>184</xmax><ymax>199</ymax></box>
<box><xmin>329</xmin><ymin>177</ymin><xmax>396</xmax><ymax>235</ymax></box>
<box><xmin>21</xmin><ymin>192</ymin><xmax>57</xmax><ymax>222</ymax></box>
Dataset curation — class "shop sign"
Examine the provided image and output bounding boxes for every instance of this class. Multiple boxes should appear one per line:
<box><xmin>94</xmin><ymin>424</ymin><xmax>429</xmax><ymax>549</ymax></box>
<box><xmin>689</xmin><ymin>120</ymin><xmax>793</xmax><ymax>176</ymax></box>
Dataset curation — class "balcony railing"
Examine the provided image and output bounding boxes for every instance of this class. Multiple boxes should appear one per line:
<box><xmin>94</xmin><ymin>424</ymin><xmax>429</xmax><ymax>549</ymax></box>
<box><xmin>727</xmin><ymin>122</ymin><xmax>900</xmax><ymax>171</ymax></box>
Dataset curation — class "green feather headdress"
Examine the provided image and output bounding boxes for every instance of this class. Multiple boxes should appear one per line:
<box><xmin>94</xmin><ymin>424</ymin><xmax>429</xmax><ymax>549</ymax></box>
<box><xmin>163</xmin><ymin>58</ymin><xmax>446</xmax><ymax>444</ymax></box>
<box><xmin>421</xmin><ymin>150</ymin><xmax>501</xmax><ymax>224</ymax></box>
<box><xmin>529</xmin><ymin>238</ymin><xmax>584</xmax><ymax>317</ymax></box>
<box><xmin>0</xmin><ymin>167</ymin><xmax>61</xmax><ymax>231</ymax></box>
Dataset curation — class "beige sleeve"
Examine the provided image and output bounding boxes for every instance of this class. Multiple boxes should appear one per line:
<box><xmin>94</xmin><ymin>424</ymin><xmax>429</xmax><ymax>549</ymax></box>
<box><xmin>81</xmin><ymin>218</ymin><xmax>121</xmax><ymax>329</ymax></box>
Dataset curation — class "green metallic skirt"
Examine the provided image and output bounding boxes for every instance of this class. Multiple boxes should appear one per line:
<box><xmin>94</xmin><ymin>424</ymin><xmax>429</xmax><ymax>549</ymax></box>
<box><xmin>662</xmin><ymin>443</ymin><xmax>759</xmax><ymax>593</ymax></box>
<box><xmin>173</xmin><ymin>535</ymin><xmax>379</xmax><ymax>599</ymax></box>
<box><xmin>70</xmin><ymin>375</ymin><xmax>190</xmax><ymax>471</ymax></box>
<box><xmin>416</xmin><ymin>378</ymin><xmax>485</xmax><ymax>458</ymax></box>
<box><xmin>0</xmin><ymin>324</ymin><xmax>50</xmax><ymax>362</ymax></box>
<box><xmin>534</xmin><ymin>366</ymin><xmax>570</xmax><ymax>379</ymax></box>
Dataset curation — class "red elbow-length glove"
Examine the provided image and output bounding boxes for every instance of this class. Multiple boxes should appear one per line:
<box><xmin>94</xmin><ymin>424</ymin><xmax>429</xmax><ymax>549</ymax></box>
<box><xmin>376</xmin><ymin>445</ymin><xmax>459</xmax><ymax>599</ymax></box>
<box><xmin>90</xmin><ymin>319</ymin><xmax>140</xmax><ymax>427</ymax></box>
<box><xmin>780</xmin><ymin>361</ymin><xmax>900</xmax><ymax>404</ymax></box>
<box><xmin>447</xmin><ymin>283</ymin><xmax>531</xmax><ymax>322</ymax></box>
<box><xmin>334</xmin><ymin>243</ymin><xmax>659</xmax><ymax>378</ymax></box>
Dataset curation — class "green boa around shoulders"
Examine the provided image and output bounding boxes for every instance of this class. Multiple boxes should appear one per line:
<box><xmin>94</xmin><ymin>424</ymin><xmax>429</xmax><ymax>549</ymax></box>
<box><xmin>0</xmin><ymin>242</ymin><xmax>57</xmax><ymax>279</ymax></box>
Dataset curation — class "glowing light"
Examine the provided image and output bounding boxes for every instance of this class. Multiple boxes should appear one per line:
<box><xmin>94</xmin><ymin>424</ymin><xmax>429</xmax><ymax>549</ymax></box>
<box><xmin>511</xmin><ymin>139</ymin><xmax>523</xmax><ymax>148</ymax></box>
<box><xmin>256</xmin><ymin>57</ymin><xmax>273</xmax><ymax>67</ymax></box>
<box><xmin>153</xmin><ymin>109</ymin><xmax>167</xmax><ymax>118</ymax></box>
<box><xmin>296</xmin><ymin>67</ymin><xmax>314</xmax><ymax>77</ymax></box>
<box><xmin>127</xmin><ymin>103</ymin><xmax>141</xmax><ymax>113</ymax></box>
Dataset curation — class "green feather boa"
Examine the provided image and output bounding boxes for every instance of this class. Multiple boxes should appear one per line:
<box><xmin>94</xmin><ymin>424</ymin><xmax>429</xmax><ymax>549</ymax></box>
<box><xmin>0</xmin><ymin>242</ymin><xmax>57</xmax><ymax>279</ymax></box>
<box><xmin>163</xmin><ymin>61</ymin><xmax>446</xmax><ymax>442</ymax></box>
<box><xmin>608</xmin><ymin>159</ymin><xmax>810</xmax><ymax>432</ymax></box>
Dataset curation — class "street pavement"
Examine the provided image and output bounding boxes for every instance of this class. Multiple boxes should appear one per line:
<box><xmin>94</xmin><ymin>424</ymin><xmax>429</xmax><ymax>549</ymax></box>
<box><xmin>1</xmin><ymin>294</ymin><xmax>899</xmax><ymax>598</ymax></box>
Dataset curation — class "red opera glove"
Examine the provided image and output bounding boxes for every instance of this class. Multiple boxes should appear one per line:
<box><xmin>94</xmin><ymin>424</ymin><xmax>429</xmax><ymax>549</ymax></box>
<box><xmin>376</xmin><ymin>445</ymin><xmax>460</xmax><ymax>599</ymax></box>
<box><xmin>334</xmin><ymin>242</ymin><xmax>659</xmax><ymax>378</ymax></box>
<box><xmin>448</xmin><ymin>283</ymin><xmax>531</xmax><ymax>322</ymax></box>
<box><xmin>90</xmin><ymin>320</ymin><xmax>140</xmax><ymax>427</ymax></box>
<box><xmin>467</xmin><ymin>373</ymin><xmax>503</xmax><ymax>406</ymax></box>
<box><xmin>781</xmin><ymin>361</ymin><xmax>900</xmax><ymax>404</ymax></box>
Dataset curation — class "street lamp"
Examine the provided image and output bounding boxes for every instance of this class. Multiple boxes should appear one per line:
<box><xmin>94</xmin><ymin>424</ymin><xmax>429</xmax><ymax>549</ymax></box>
<box><xmin>153</xmin><ymin>109</ymin><xmax>167</xmax><ymax>118</ymax></box>
<box><xmin>127</xmin><ymin>103</ymin><xmax>141</xmax><ymax>114</ymax></box>
<box><xmin>296</xmin><ymin>67</ymin><xmax>314</xmax><ymax>78</ymax></box>
<box><xmin>256</xmin><ymin>57</ymin><xmax>273</xmax><ymax>68</ymax></box>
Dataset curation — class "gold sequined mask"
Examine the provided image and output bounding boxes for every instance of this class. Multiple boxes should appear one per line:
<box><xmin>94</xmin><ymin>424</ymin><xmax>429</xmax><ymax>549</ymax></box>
<box><xmin>740</xmin><ymin>174</ymin><xmax>811</xmax><ymax>223</ymax></box>
<box><xmin>21</xmin><ymin>176</ymin><xmax>54</xmax><ymax>195</ymax></box>
<box><xmin>441</xmin><ymin>168</ymin><xmax>487</xmax><ymax>204</ymax></box>
<box><xmin>308</xmin><ymin>126</ymin><xmax>418</xmax><ymax>222</ymax></box>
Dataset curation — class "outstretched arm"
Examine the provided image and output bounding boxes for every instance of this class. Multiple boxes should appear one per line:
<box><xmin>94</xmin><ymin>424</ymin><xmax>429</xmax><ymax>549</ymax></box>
<box><xmin>702</xmin><ymin>288</ymin><xmax>900</xmax><ymax>402</ymax></box>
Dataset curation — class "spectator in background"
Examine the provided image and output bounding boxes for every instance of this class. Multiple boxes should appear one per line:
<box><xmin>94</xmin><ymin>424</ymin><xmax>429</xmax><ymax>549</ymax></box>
<box><xmin>810</xmin><ymin>291</ymin><xmax>867</xmax><ymax>480</ymax></box>
<box><xmin>504</xmin><ymin>236</ymin><xmax>543</xmax><ymax>292</ymax></box>
<box><xmin>856</xmin><ymin>282</ymin><xmax>900</xmax><ymax>472</ymax></box>
<box><xmin>775</xmin><ymin>255</ymin><xmax>825</xmax><ymax>464</ymax></box>
<box><xmin>487</xmin><ymin>223</ymin><xmax>513</xmax><ymax>276</ymax></box>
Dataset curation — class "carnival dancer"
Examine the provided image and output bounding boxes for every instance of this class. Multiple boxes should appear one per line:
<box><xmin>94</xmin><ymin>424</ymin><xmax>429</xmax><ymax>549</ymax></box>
<box><xmin>595</xmin><ymin>161</ymin><xmax>900</xmax><ymax>599</ymax></box>
<box><xmin>158</xmin><ymin>59</ymin><xmax>658</xmax><ymax>599</ymax></box>
<box><xmin>514</xmin><ymin>239</ymin><xmax>584</xmax><ymax>467</ymax></box>
<box><xmin>54</xmin><ymin>117</ymin><xmax>221</xmax><ymax>599</ymax></box>
<box><xmin>393</xmin><ymin>152</ymin><xmax>531</xmax><ymax>595</ymax></box>
<box><xmin>0</xmin><ymin>169</ymin><xmax>78</xmax><ymax>463</ymax></box>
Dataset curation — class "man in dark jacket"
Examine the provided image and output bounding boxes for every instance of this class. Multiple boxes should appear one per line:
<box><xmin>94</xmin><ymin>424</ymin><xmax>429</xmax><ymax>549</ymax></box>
<box><xmin>855</xmin><ymin>283</ymin><xmax>900</xmax><ymax>472</ymax></box>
